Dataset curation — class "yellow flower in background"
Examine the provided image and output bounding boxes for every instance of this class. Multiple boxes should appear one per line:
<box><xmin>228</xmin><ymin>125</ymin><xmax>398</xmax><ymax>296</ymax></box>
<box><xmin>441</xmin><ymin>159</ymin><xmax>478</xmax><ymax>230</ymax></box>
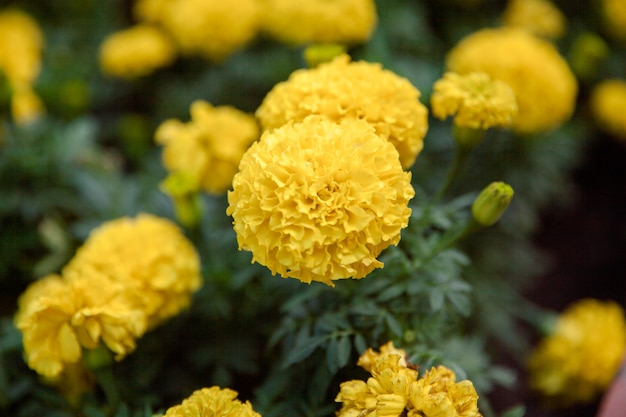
<box><xmin>14</xmin><ymin>274</ymin><xmax>147</xmax><ymax>378</ymax></box>
<box><xmin>501</xmin><ymin>0</ymin><xmax>566</xmax><ymax>39</ymax></box>
<box><xmin>227</xmin><ymin>116</ymin><xmax>414</xmax><ymax>286</ymax></box>
<box><xmin>601</xmin><ymin>0</ymin><xmax>626</xmax><ymax>42</ymax></box>
<box><xmin>10</xmin><ymin>84</ymin><xmax>45</xmax><ymax>124</ymax></box>
<box><xmin>163</xmin><ymin>386</ymin><xmax>261</xmax><ymax>417</ymax></box>
<box><xmin>527</xmin><ymin>299</ymin><xmax>626</xmax><ymax>405</ymax></box>
<box><xmin>430</xmin><ymin>72</ymin><xmax>518</xmax><ymax>130</ymax></box>
<box><xmin>155</xmin><ymin>100</ymin><xmax>260</xmax><ymax>195</ymax></box>
<box><xmin>99</xmin><ymin>24</ymin><xmax>177</xmax><ymax>79</ymax></box>
<box><xmin>260</xmin><ymin>0</ymin><xmax>377</xmax><ymax>46</ymax></box>
<box><xmin>590</xmin><ymin>79</ymin><xmax>626</xmax><ymax>140</ymax></box>
<box><xmin>446</xmin><ymin>28</ymin><xmax>577</xmax><ymax>134</ymax></box>
<box><xmin>357</xmin><ymin>341</ymin><xmax>409</xmax><ymax>373</ymax></box>
<box><xmin>256</xmin><ymin>55</ymin><xmax>428</xmax><ymax>169</ymax></box>
<box><xmin>134</xmin><ymin>0</ymin><xmax>260</xmax><ymax>61</ymax></box>
<box><xmin>0</xmin><ymin>9</ymin><xmax>43</xmax><ymax>87</ymax></box>
<box><xmin>63</xmin><ymin>214</ymin><xmax>202</xmax><ymax>328</ymax></box>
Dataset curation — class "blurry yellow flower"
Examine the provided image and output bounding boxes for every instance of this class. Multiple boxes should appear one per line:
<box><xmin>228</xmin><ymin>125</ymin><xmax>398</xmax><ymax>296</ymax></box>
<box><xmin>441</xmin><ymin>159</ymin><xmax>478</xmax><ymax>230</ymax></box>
<box><xmin>227</xmin><ymin>116</ymin><xmax>414</xmax><ymax>286</ymax></box>
<box><xmin>99</xmin><ymin>24</ymin><xmax>177</xmax><ymax>79</ymax></box>
<box><xmin>446</xmin><ymin>28</ymin><xmax>577</xmax><ymax>134</ymax></box>
<box><xmin>601</xmin><ymin>0</ymin><xmax>626</xmax><ymax>42</ymax></box>
<box><xmin>63</xmin><ymin>214</ymin><xmax>202</xmax><ymax>328</ymax></box>
<box><xmin>15</xmin><ymin>274</ymin><xmax>147</xmax><ymax>378</ymax></box>
<box><xmin>590</xmin><ymin>79</ymin><xmax>626</xmax><ymax>140</ymax></box>
<box><xmin>527</xmin><ymin>299</ymin><xmax>626</xmax><ymax>405</ymax></box>
<box><xmin>256</xmin><ymin>54</ymin><xmax>428</xmax><ymax>169</ymax></box>
<box><xmin>163</xmin><ymin>386</ymin><xmax>261</xmax><ymax>417</ymax></box>
<box><xmin>135</xmin><ymin>0</ymin><xmax>260</xmax><ymax>61</ymax></box>
<box><xmin>155</xmin><ymin>100</ymin><xmax>260</xmax><ymax>194</ymax></box>
<box><xmin>0</xmin><ymin>9</ymin><xmax>43</xmax><ymax>86</ymax></box>
<box><xmin>408</xmin><ymin>366</ymin><xmax>482</xmax><ymax>417</ymax></box>
<box><xmin>431</xmin><ymin>72</ymin><xmax>518</xmax><ymax>130</ymax></box>
<box><xmin>260</xmin><ymin>0</ymin><xmax>377</xmax><ymax>46</ymax></box>
<box><xmin>502</xmin><ymin>0</ymin><xmax>566</xmax><ymax>39</ymax></box>
<box><xmin>357</xmin><ymin>341</ymin><xmax>409</xmax><ymax>373</ymax></box>
<box><xmin>10</xmin><ymin>84</ymin><xmax>44</xmax><ymax>124</ymax></box>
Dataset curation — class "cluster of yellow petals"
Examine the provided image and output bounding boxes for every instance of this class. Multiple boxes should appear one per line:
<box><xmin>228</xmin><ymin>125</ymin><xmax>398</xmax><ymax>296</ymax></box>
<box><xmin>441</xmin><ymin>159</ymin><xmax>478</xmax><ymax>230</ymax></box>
<box><xmin>163</xmin><ymin>386</ymin><xmax>261</xmax><ymax>417</ymax></box>
<box><xmin>260</xmin><ymin>0</ymin><xmax>377</xmax><ymax>46</ymax></box>
<box><xmin>256</xmin><ymin>55</ymin><xmax>428</xmax><ymax>169</ymax></box>
<box><xmin>501</xmin><ymin>0</ymin><xmax>567</xmax><ymax>39</ymax></box>
<box><xmin>134</xmin><ymin>0</ymin><xmax>260</xmax><ymax>62</ymax></box>
<box><xmin>99</xmin><ymin>24</ymin><xmax>177</xmax><ymax>79</ymax></box>
<box><xmin>601</xmin><ymin>0</ymin><xmax>626</xmax><ymax>42</ymax></box>
<box><xmin>590</xmin><ymin>79</ymin><xmax>626</xmax><ymax>140</ymax></box>
<box><xmin>0</xmin><ymin>8</ymin><xmax>45</xmax><ymax>124</ymax></box>
<box><xmin>155</xmin><ymin>100</ymin><xmax>260</xmax><ymax>195</ymax></box>
<box><xmin>227</xmin><ymin>115</ymin><xmax>414</xmax><ymax>286</ymax></box>
<box><xmin>336</xmin><ymin>342</ymin><xmax>482</xmax><ymax>417</ymax></box>
<box><xmin>446</xmin><ymin>28</ymin><xmax>577</xmax><ymax>134</ymax></box>
<box><xmin>14</xmin><ymin>214</ymin><xmax>202</xmax><ymax>378</ymax></box>
<box><xmin>527</xmin><ymin>298</ymin><xmax>626</xmax><ymax>405</ymax></box>
<box><xmin>430</xmin><ymin>72</ymin><xmax>518</xmax><ymax>130</ymax></box>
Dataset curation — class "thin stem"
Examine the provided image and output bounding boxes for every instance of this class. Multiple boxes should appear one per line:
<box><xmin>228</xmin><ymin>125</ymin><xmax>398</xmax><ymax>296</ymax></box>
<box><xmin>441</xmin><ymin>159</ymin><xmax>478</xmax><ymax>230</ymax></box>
<box><xmin>430</xmin><ymin>145</ymin><xmax>471</xmax><ymax>207</ymax></box>
<box><xmin>94</xmin><ymin>366</ymin><xmax>120</xmax><ymax>414</ymax></box>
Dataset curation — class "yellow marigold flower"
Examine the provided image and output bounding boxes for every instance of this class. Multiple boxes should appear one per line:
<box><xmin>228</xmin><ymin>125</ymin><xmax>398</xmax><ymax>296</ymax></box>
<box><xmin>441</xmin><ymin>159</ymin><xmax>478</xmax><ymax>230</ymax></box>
<box><xmin>408</xmin><ymin>366</ymin><xmax>483</xmax><ymax>417</ymax></box>
<box><xmin>14</xmin><ymin>274</ymin><xmax>147</xmax><ymax>378</ymax></box>
<box><xmin>227</xmin><ymin>116</ymin><xmax>414</xmax><ymax>286</ymax></box>
<box><xmin>256</xmin><ymin>54</ymin><xmax>428</xmax><ymax>169</ymax></box>
<box><xmin>501</xmin><ymin>0</ymin><xmax>566</xmax><ymax>39</ymax></box>
<box><xmin>590</xmin><ymin>79</ymin><xmax>626</xmax><ymax>140</ymax></box>
<box><xmin>155</xmin><ymin>100</ymin><xmax>260</xmax><ymax>195</ymax></box>
<box><xmin>357</xmin><ymin>341</ymin><xmax>409</xmax><ymax>373</ymax></box>
<box><xmin>63</xmin><ymin>214</ymin><xmax>202</xmax><ymax>328</ymax></box>
<box><xmin>260</xmin><ymin>0</ymin><xmax>377</xmax><ymax>46</ymax></box>
<box><xmin>136</xmin><ymin>0</ymin><xmax>260</xmax><ymax>62</ymax></box>
<box><xmin>99</xmin><ymin>24</ymin><xmax>176</xmax><ymax>79</ymax></box>
<box><xmin>10</xmin><ymin>84</ymin><xmax>44</xmax><ymax>125</ymax></box>
<box><xmin>430</xmin><ymin>72</ymin><xmax>518</xmax><ymax>130</ymax></box>
<box><xmin>527</xmin><ymin>298</ymin><xmax>626</xmax><ymax>405</ymax></box>
<box><xmin>601</xmin><ymin>0</ymin><xmax>626</xmax><ymax>42</ymax></box>
<box><xmin>0</xmin><ymin>8</ymin><xmax>43</xmax><ymax>86</ymax></box>
<box><xmin>163</xmin><ymin>386</ymin><xmax>261</xmax><ymax>417</ymax></box>
<box><xmin>446</xmin><ymin>28</ymin><xmax>577</xmax><ymax>134</ymax></box>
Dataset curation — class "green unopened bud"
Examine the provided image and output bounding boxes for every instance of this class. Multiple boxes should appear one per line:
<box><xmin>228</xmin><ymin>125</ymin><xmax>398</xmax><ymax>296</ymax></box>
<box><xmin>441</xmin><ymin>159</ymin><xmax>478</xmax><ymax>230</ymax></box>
<box><xmin>160</xmin><ymin>172</ymin><xmax>202</xmax><ymax>228</ymax></box>
<box><xmin>304</xmin><ymin>43</ymin><xmax>347</xmax><ymax>68</ymax></box>
<box><xmin>471</xmin><ymin>181</ymin><xmax>514</xmax><ymax>227</ymax></box>
<box><xmin>83</xmin><ymin>344</ymin><xmax>113</xmax><ymax>371</ymax></box>
<box><xmin>568</xmin><ymin>32</ymin><xmax>609</xmax><ymax>82</ymax></box>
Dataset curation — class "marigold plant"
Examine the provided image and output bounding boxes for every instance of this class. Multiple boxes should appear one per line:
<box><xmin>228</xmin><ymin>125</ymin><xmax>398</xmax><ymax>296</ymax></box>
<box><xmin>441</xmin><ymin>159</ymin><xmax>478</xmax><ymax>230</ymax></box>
<box><xmin>163</xmin><ymin>386</ymin><xmax>261</xmax><ymax>417</ymax></box>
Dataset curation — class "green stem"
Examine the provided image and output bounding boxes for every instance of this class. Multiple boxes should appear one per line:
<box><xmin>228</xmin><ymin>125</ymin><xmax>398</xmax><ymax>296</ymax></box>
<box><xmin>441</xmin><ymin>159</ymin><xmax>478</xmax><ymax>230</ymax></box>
<box><xmin>430</xmin><ymin>145</ymin><xmax>471</xmax><ymax>207</ymax></box>
<box><xmin>415</xmin><ymin>219</ymin><xmax>482</xmax><ymax>267</ymax></box>
<box><xmin>94</xmin><ymin>366</ymin><xmax>120</xmax><ymax>413</ymax></box>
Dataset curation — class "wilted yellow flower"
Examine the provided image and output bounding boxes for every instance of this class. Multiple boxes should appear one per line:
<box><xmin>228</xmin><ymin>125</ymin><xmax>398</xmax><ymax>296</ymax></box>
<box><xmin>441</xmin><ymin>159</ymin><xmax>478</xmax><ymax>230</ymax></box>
<box><xmin>155</xmin><ymin>100</ymin><xmax>260</xmax><ymax>194</ymax></box>
<box><xmin>260</xmin><ymin>0</ymin><xmax>377</xmax><ymax>46</ymax></box>
<box><xmin>63</xmin><ymin>214</ymin><xmax>202</xmax><ymax>328</ymax></box>
<box><xmin>15</xmin><ymin>274</ymin><xmax>147</xmax><ymax>378</ymax></box>
<box><xmin>99</xmin><ymin>24</ymin><xmax>177</xmax><ymax>79</ymax></box>
<box><xmin>256</xmin><ymin>54</ymin><xmax>428</xmax><ymax>169</ymax></box>
<box><xmin>408</xmin><ymin>366</ymin><xmax>483</xmax><ymax>417</ymax></box>
<box><xmin>135</xmin><ymin>0</ymin><xmax>260</xmax><ymax>61</ymax></box>
<box><xmin>601</xmin><ymin>0</ymin><xmax>626</xmax><ymax>42</ymax></box>
<box><xmin>502</xmin><ymin>0</ymin><xmax>566</xmax><ymax>39</ymax></box>
<box><xmin>0</xmin><ymin>9</ymin><xmax>43</xmax><ymax>86</ymax></box>
<box><xmin>430</xmin><ymin>72</ymin><xmax>518</xmax><ymax>130</ymax></box>
<box><xmin>357</xmin><ymin>341</ymin><xmax>409</xmax><ymax>373</ymax></box>
<box><xmin>446</xmin><ymin>28</ymin><xmax>577</xmax><ymax>134</ymax></box>
<box><xmin>10</xmin><ymin>84</ymin><xmax>44</xmax><ymax>124</ymax></box>
<box><xmin>227</xmin><ymin>116</ymin><xmax>414</xmax><ymax>286</ymax></box>
<box><xmin>163</xmin><ymin>386</ymin><xmax>261</xmax><ymax>417</ymax></box>
<box><xmin>527</xmin><ymin>298</ymin><xmax>626</xmax><ymax>405</ymax></box>
<box><xmin>590</xmin><ymin>79</ymin><xmax>626</xmax><ymax>140</ymax></box>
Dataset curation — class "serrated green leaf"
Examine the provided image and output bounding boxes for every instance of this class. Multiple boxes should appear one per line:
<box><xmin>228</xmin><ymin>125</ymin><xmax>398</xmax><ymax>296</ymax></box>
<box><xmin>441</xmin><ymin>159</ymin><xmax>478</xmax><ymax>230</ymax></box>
<box><xmin>283</xmin><ymin>335</ymin><xmax>327</xmax><ymax>368</ymax></box>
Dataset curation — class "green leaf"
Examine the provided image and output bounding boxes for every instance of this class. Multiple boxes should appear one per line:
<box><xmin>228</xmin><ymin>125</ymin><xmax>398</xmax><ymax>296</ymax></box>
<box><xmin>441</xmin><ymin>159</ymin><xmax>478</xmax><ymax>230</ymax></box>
<box><xmin>500</xmin><ymin>405</ymin><xmax>526</xmax><ymax>417</ymax></box>
<box><xmin>283</xmin><ymin>335</ymin><xmax>327</xmax><ymax>368</ymax></box>
<box><xmin>336</xmin><ymin>336</ymin><xmax>352</xmax><ymax>370</ymax></box>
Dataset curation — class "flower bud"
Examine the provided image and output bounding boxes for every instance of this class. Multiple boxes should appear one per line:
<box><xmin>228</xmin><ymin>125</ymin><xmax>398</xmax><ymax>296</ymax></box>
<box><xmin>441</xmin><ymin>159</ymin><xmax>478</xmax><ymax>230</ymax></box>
<box><xmin>471</xmin><ymin>182</ymin><xmax>514</xmax><ymax>227</ymax></box>
<box><xmin>304</xmin><ymin>43</ymin><xmax>347</xmax><ymax>68</ymax></box>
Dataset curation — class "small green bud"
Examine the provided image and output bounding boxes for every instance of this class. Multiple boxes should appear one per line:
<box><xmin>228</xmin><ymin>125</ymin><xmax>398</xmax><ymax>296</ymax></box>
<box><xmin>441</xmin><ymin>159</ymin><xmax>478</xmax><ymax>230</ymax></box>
<box><xmin>568</xmin><ymin>32</ymin><xmax>609</xmax><ymax>82</ymax></box>
<box><xmin>160</xmin><ymin>172</ymin><xmax>202</xmax><ymax>229</ymax></box>
<box><xmin>83</xmin><ymin>345</ymin><xmax>113</xmax><ymax>371</ymax></box>
<box><xmin>471</xmin><ymin>181</ymin><xmax>514</xmax><ymax>227</ymax></box>
<box><xmin>304</xmin><ymin>43</ymin><xmax>347</xmax><ymax>68</ymax></box>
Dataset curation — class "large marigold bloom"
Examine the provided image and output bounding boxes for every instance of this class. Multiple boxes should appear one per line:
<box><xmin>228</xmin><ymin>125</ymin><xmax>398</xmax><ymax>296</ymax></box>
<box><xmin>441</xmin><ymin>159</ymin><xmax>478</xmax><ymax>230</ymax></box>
<box><xmin>256</xmin><ymin>54</ymin><xmax>428</xmax><ymax>169</ymax></box>
<box><xmin>163</xmin><ymin>386</ymin><xmax>261</xmax><ymax>417</ymax></box>
<box><xmin>408</xmin><ymin>366</ymin><xmax>482</xmax><ymax>417</ymax></box>
<box><xmin>134</xmin><ymin>0</ymin><xmax>260</xmax><ymax>61</ymax></box>
<box><xmin>227</xmin><ymin>116</ymin><xmax>414</xmax><ymax>286</ymax></box>
<box><xmin>260</xmin><ymin>0</ymin><xmax>377</xmax><ymax>46</ymax></box>
<box><xmin>63</xmin><ymin>214</ymin><xmax>202</xmax><ymax>328</ymax></box>
<box><xmin>155</xmin><ymin>100</ymin><xmax>260</xmax><ymax>194</ymax></box>
<box><xmin>601</xmin><ymin>0</ymin><xmax>626</xmax><ymax>42</ymax></box>
<box><xmin>527</xmin><ymin>299</ymin><xmax>626</xmax><ymax>405</ymax></box>
<box><xmin>590</xmin><ymin>79</ymin><xmax>626</xmax><ymax>140</ymax></box>
<box><xmin>430</xmin><ymin>72</ymin><xmax>518</xmax><ymax>130</ymax></box>
<box><xmin>99</xmin><ymin>24</ymin><xmax>176</xmax><ymax>79</ymax></box>
<box><xmin>446</xmin><ymin>28</ymin><xmax>577</xmax><ymax>134</ymax></box>
<box><xmin>14</xmin><ymin>274</ymin><xmax>147</xmax><ymax>378</ymax></box>
<box><xmin>501</xmin><ymin>0</ymin><xmax>566</xmax><ymax>39</ymax></box>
